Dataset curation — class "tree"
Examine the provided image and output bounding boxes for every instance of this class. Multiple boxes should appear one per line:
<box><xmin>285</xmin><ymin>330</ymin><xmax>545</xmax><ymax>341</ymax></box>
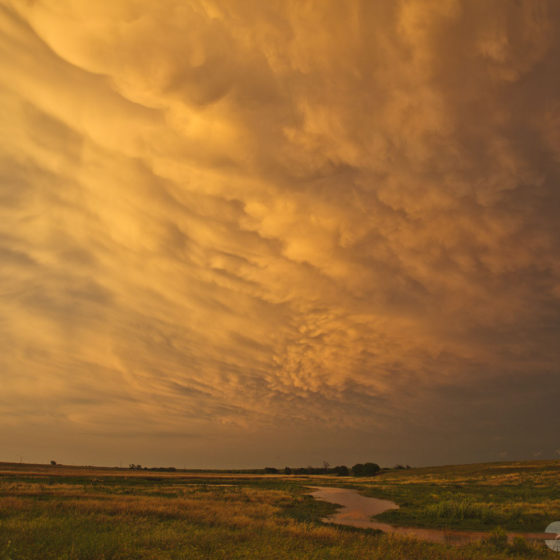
<box><xmin>352</xmin><ymin>462</ymin><xmax>380</xmax><ymax>476</ymax></box>
<box><xmin>50</xmin><ymin>460</ymin><xmax>56</xmax><ymax>466</ymax></box>
<box><xmin>363</xmin><ymin>462</ymin><xmax>380</xmax><ymax>475</ymax></box>
<box><xmin>264</xmin><ymin>467</ymin><xmax>278</xmax><ymax>474</ymax></box>
<box><xmin>352</xmin><ymin>463</ymin><xmax>365</xmax><ymax>476</ymax></box>
<box><xmin>333</xmin><ymin>465</ymin><xmax>349</xmax><ymax>476</ymax></box>
<box><xmin>284</xmin><ymin>466</ymin><xmax>292</xmax><ymax>475</ymax></box>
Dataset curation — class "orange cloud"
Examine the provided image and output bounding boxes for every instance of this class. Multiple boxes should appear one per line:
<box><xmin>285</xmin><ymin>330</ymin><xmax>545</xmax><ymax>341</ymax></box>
<box><xmin>1</xmin><ymin>0</ymin><xmax>559</xmax><ymax>467</ymax></box>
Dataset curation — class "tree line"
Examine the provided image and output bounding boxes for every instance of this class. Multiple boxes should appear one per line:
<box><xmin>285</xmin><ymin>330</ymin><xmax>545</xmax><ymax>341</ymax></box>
<box><xmin>265</xmin><ymin>462</ymin><xmax>386</xmax><ymax>476</ymax></box>
<box><xmin>121</xmin><ymin>462</ymin><xmax>411</xmax><ymax>474</ymax></box>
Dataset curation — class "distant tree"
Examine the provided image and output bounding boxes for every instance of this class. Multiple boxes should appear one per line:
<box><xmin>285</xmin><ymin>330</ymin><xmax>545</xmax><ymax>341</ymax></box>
<box><xmin>333</xmin><ymin>465</ymin><xmax>349</xmax><ymax>476</ymax></box>
<box><xmin>363</xmin><ymin>462</ymin><xmax>380</xmax><ymax>475</ymax></box>
<box><xmin>352</xmin><ymin>463</ymin><xmax>365</xmax><ymax>476</ymax></box>
<box><xmin>284</xmin><ymin>466</ymin><xmax>292</xmax><ymax>475</ymax></box>
<box><xmin>322</xmin><ymin>460</ymin><xmax>330</xmax><ymax>473</ymax></box>
<box><xmin>352</xmin><ymin>462</ymin><xmax>380</xmax><ymax>476</ymax></box>
<box><xmin>264</xmin><ymin>467</ymin><xmax>278</xmax><ymax>474</ymax></box>
<box><xmin>394</xmin><ymin>464</ymin><xmax>405</xmax><ymax>470</ymax></box>
<box><xmin>50</xmin><ymin>460</ymin><xmax>56</xmax><ymax>466</ymax></box>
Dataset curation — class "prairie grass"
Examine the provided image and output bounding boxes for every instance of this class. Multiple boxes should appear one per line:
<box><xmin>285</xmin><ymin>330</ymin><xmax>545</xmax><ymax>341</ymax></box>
<box><xmin>0</xmin><ymin>462</ymin><xmax>557</xmax><ymax>559</ymax></box>
<box><xmin>327</xmin><ymin>460</ymin><xmax>560</xmax><ymax>532</ymax></box>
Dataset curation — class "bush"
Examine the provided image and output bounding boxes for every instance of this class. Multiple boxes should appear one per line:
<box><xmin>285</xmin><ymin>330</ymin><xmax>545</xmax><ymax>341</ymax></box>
<box><xmin>485</xmin><ymin>527</ymin><xmax>508</xmax><ymax>550</ymax></box>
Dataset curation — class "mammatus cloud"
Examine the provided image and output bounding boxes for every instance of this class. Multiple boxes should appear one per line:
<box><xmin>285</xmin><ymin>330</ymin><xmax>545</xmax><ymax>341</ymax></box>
<box><xmin>1</xmin><ymin>0</ymin><xmax>559</xmax><ymax>467</ymax></box>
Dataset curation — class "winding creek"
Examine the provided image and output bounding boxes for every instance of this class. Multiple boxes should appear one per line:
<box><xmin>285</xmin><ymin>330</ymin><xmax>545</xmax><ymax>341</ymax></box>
<box><xmin>309</xmin><ymin>486</ymin><xmax>556</xmax><ymax>546</ymax></box>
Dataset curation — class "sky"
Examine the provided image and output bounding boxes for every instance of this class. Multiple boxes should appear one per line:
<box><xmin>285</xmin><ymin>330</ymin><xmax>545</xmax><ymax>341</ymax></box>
<box><xmin>1</xmin><ymin>0</ymin><xmax>559</xmax><ymax>469</ymax></box>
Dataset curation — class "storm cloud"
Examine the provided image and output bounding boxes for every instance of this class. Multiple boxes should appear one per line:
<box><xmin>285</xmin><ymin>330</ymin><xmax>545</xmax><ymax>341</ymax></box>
<box><xmin>1</xmin><ymin>0</ymin><xmax>559</xmax><ymax>468</ymax></box>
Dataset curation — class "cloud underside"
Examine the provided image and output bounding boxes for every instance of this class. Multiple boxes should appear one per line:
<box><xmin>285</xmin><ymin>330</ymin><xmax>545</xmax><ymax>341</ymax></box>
<box><xmin>1</xmin><ymin>0</ymin><xmax>559</xmax><ymax>465</ymax></box>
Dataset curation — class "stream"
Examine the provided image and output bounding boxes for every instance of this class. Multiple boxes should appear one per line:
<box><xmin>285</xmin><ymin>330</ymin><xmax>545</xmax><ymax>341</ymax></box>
<box><xmin>309</xmin><ymin>486</ymin><xmax>556</xmax><ymax>546</ymax></box>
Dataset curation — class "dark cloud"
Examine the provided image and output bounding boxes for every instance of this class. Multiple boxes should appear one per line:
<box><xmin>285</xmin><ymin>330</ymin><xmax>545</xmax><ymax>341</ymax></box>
<box><xmin>0</xmin><ymin>0</ymin><xmax>559</xmax><ymax>467</ymax></box>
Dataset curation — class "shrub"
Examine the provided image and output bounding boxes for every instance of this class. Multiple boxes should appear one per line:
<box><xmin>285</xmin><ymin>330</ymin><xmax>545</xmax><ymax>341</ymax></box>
<box><xmin>485</xmin><ymin>527</ymin><xmax>508</xmax><ymax>550</ymax></box>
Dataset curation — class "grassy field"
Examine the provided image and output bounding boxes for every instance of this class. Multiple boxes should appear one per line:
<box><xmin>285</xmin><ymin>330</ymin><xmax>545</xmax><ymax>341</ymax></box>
<box><xmin>333</xmin><ymin>461</ymin><xmax>560</xmax><ymax>532</ymax></box>
<box><xmin>0</xmin><ymin>461</ymin><xmax>557</xmax><ymax>559</ymax></box>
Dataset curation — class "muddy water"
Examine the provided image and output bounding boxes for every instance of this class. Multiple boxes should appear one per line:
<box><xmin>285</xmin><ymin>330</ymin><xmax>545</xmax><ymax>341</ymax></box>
<box><xmin>309</xmin><ymin>486</ymin><xmax>556</xmax><ymax>546</ymax></box>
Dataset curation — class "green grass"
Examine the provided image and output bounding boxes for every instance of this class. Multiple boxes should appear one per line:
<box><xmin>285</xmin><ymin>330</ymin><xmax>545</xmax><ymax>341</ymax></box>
<box><xmin>279</xmin><ymin>493</ymin><xmax>340</xmax><ymax>524</ymax></box>
<box><xmin>335</xmin><ymin>460</ymin><xmax>560</xmax><ymax>532</ymax></box>
<box><xmin>0</xmin><ymin>462</ymin><xmax>557</xmax><ymax>559</ymax></box>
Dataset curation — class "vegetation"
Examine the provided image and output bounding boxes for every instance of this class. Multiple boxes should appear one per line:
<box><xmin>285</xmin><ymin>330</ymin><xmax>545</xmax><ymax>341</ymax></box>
<box><xmin>268</xmin><ymin>462</ymin><xmax>375</xmax><ymax>476</ymax></box>
<box><xmin>352</xmin><ymin>462</ymin><xmax>381</xmax><ymax>476</ymax></box>
<box><xmin>330</xmin><ymin>460</ymin><xmax>560</xmax><ymax>532</ymax></box>
<box><xmin>0</xmin><ymin>461</ymin><xmax>556</xmax><ymax>559</ymax></box>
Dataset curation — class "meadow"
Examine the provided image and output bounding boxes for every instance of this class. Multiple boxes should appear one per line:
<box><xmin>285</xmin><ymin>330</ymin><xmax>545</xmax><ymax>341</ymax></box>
<box><xmin>348</xmin><ymin>461</ymin><xmax>560</xmax><ymax>532</ymax></box>
<box><xmin>0</xmin><ymin>461</ymin><xmax>557</xmax><ymax>559</ymax></box>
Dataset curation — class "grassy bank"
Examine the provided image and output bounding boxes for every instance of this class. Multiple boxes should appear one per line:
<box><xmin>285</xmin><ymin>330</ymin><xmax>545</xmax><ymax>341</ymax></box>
<box><xmin>330</xmin><ymin>460</ymin><xmax>560</xmax><ymax>532</ymax></box>
<box><xmin>0</xmin><ymin>462</ymin><xmax>556</xmax><ymax>559</ymax></box>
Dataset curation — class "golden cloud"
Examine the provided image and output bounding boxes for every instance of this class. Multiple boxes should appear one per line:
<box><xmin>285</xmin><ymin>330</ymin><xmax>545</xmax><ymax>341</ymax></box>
<box><xmin>1</xmin><ymin>0</ymin><xmax>559</xmax><ymax>466</ymax></box>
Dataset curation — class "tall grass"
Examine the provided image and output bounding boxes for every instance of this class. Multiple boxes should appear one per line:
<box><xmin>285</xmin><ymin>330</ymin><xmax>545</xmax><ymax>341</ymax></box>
<box><xmin>424</xmin><ymin>498</ymin><xmax>497</xmax><ymax>522</ymax></box>
<box><xmin>0</xmin><ymin>465</ymin><xmax>556</xmax><ymax>559</ymax></box>
<box><xmin>336</xmin><ymin>460</ymin><xmax>560</xmax><ymax>532</ymax></box>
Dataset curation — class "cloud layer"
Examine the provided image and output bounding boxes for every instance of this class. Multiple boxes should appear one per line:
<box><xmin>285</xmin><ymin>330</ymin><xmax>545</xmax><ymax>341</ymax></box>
<box><xmin>1</xmin><ymin>0</ymin><xmax>559</xmax><ymax>467</ymax></box>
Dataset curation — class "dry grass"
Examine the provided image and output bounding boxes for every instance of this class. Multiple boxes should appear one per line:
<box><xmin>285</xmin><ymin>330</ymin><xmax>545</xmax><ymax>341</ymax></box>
<box><xmin>0</xmin><ymin>462</ymin><xmax>557</xmax><ymax>559</ymax></box>
<box><xmin>324</xmin><ymin>460</ymin><xmax>560</xmax><ymax>533</ymax></box>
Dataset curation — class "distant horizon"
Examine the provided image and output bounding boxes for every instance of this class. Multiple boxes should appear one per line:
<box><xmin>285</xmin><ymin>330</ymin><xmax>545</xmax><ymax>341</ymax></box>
<box><xmin>2</xmin><ymin>455</ymin><xmax>559</xmax><ymax>473</ymax></box>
